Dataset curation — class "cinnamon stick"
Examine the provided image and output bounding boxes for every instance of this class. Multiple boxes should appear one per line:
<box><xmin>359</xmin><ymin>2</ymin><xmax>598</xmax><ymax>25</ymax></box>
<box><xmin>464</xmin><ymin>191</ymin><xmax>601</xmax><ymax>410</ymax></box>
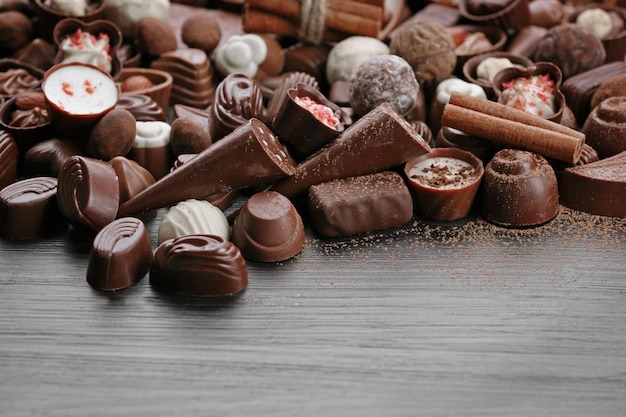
<box><xmin>441</xmin><ymin>92</ymin><xmax>585</xmax><ymax>164</ymax></box>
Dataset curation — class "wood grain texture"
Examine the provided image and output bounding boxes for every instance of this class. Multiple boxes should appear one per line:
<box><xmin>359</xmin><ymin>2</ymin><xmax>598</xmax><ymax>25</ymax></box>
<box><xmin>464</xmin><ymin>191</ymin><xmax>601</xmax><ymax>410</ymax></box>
<box><xmin>1</xmin><ymin>206</ymin><xmax>625</xmax><ymax>416</ymax></box>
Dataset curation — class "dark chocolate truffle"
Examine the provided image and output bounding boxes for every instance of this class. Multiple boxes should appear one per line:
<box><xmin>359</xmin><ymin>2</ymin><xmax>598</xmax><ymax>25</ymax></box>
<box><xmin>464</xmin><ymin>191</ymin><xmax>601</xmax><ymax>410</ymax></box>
<box><xmin>169</xmin><ymin>117</ymin><xmax>212</xmax><ymax>156</ymax></box>
<box><xmin>231</xmin><ymin>191</ymin><xmax>305</xmax><ymax>262</ymax></box>
<box><xmin>85</xmin><ymin>108</ymin><xmax>137</xmax><ymax>160</ymax></box>
<box><xmin>150</xmin><ymin>234</ymin><xmax>248</xmax><ymax>297</ymax></box>
<box><xmin>181</xmin><ymin>11</ymin><xmax>221</xmax><ymax>53</ymax></box>
<box><xmin>479</xmin><ymin>148</ymin><xmax>558</xmax><ymax>227</ymax></box>
<box><xmin>0</xmin><ymin>11</ymin><xmax>33</xmax><ymax>55</ymax></box>
<box><xmin>349</xmin><ymin>54</ymin><xmax>419</xmax><ymax>118</ymax></box>
<box><xmin>533</xmin><ymin>23</ymin><xmax>606</xmax><ymax>79</ymax></box>
<box><xmin>135</xmin><ymin>17</ymin><xmax>178</xmax><ymax>57</ymax></box>
<box><xmin>389</xmin><ymin>21</ymin><xmax>457</xmax><ymax>86</ymax></box>
<box><xmin>87</xmin><ymin>217</ymin><xmax>152</xmax><ymax>291</ymax></box>
<box><xmin>590</xmin><ymin>73</ymin><xmax>626</xmax><ymax>110</ymax></box>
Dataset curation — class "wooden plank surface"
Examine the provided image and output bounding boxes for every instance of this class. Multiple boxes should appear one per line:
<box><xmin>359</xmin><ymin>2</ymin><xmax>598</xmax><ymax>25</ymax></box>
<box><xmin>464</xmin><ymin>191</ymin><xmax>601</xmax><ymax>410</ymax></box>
<box><xmin>1</xmin><ymin>206</ymin><xmax>625</xmax><ymax>416</ymax></box>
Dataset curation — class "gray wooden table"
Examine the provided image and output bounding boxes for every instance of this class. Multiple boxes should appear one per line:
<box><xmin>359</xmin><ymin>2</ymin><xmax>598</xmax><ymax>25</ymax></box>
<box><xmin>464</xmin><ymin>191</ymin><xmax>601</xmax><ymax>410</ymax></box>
<box><xmin>1</xmin><ymin>205</ymin><xmax>624</xmax><ymax>416</ymax></box>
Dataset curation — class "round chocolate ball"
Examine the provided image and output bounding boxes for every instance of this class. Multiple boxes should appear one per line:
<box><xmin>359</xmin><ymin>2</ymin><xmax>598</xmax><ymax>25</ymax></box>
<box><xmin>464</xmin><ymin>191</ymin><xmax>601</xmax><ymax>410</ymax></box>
<box><xmin>349</xmin><ymin>54</ymin><xmax>419</xmax><ymax>118</ymax></box>
<box><xmin>181</xmin><ymin>12</ymin><xmax>221</xmax><ymax>53</ymax></box>
<box><xmin>533</xmin><ymin>23</ymin><xmax>606</xmax><ymax>79</ymax></box>
<box><xmin>325</xmin><ymin>36</ymin><xmax>390</xmax><ymax>86</ymax></box>
<box><xmin>86</xmin><ymin>108</ymin><xmax>137</xmax><ymax>160</ymax></box>
<box><xmin>389</xmin><ymin>21</ymin><xmax>456</xmax><ymax>86</ymax></box>
<box><xmin>169</xmin><ymin>117</ymin><xmax>212</xmax><ymax>156</ymax></box>
<box><xmin>590</xmin><ymin>73</ymin><xmax>626</xmax><ymax>110</ymax></box>
<box><xmin>0</xmin><ymin>11</ymin><xmax>33</xmax><ymax>55</ymax></box>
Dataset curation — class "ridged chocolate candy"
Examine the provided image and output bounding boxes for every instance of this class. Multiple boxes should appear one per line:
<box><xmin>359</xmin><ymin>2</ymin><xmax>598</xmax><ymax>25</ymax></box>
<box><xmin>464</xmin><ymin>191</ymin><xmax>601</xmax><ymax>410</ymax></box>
<box><xmin>57</xmin><ymin>155</ymin><xmax>120</xmax><ymax>233</ymax></box>
<box><xmin>116</xmin><ymin>94</ymin><xmax>167</xmax><ymax>122</ymax></box>
<box><xmin>0</xmin><ymin>129</ymin><xmax>18</xmax><ymax>189</ymax></box>
<box><xmin>0</xmin><ymin>176</ymin><xmax>65</xmax><ymax>240</ymax></box>
<box><xmin>23</xmin><ymin>137</ymin><xmax>82</xmax><ymax>177</ymax></box>
<box><xmin>150</xmin><ymin>234</ymin><xmax>248</xmax><ymax>297</ymax></box>
<box><xmin>158</xmin><ymin>199</ymin><xmax>230</xmax><ymax>245</ymax></box>
<box><xmin>582</xmin><ymin>97</ymin><xmax>626</xmax><ymax>159</ymax></box>
<box><xmin>479</xmin><ymin>149</ymin><xmax>558</xmax><ymax>227</ymax></box>
<box><xmin>87</xmin><ymin>217</ymin><xmax>152</xmax><ymax>291</ymax></box>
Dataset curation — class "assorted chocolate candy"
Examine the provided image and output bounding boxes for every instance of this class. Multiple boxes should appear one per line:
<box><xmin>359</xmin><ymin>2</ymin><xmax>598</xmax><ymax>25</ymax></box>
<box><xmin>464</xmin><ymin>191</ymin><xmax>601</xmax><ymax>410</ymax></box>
<box><xmin>1</xmin><ymin>0</ymin><xmax>626</xmax><ymax>296</ymax></box>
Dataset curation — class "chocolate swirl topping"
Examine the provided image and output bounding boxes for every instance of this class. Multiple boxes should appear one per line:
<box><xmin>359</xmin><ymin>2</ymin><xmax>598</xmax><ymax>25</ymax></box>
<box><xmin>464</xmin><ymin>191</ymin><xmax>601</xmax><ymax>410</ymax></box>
<box><xmin>150</xmin><ymin>234</ymin><xmax>248</xmax><ymax>297</ymax></box>
<box><xmin>117</xmin><ymin>94</ymin><xmax>167</xmax><ymax>122</ymax></box>
<box><xmin>0</xmin><ymin>68</ymin><xmax>40</xmax><ymax>96</ymax></box>
<box><xmin>210</xmin><ymin>73</ymin><xmax>264</xmax><ymax>141</ymax></box>
<box><xmin>10</xmin><ymin>106</ymin><xmax>49</xmax><ymax>127</ymax></box>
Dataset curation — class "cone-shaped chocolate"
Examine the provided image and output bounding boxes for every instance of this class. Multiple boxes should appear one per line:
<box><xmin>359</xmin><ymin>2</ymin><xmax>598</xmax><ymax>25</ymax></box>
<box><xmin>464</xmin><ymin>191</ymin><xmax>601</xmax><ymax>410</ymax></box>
<box><xmin>271</xmin><ymin>103</ymin><xmax>432</xmax><ymax>199</ymax></box>
<box><xmin>118</xmin><ymin>119</ymin><xmax>296</xmax><ymax>216</ymax></box>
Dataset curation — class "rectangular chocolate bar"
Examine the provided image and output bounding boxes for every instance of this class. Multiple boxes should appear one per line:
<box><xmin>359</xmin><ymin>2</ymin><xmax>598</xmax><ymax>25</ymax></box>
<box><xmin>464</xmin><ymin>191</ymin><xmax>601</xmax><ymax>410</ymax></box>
<box><xmin>307</xmin><ymin>171</ymin><xmax>413</xmax><ymax>238</ymax></box>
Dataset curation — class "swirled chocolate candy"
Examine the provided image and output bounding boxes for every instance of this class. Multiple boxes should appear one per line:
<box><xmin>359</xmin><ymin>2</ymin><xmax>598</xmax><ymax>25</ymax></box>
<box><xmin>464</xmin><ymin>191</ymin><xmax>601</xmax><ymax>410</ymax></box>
<box><xmin>479</xmin><ymin>148</ymin><xmax>558</xmax><ymax>227</ymax></box>
<box><xmin>559</xmin><ymin>151</ymin><xmax>626</xmax><ymax>217</ymax></box>
<box><xmin>582</xmin><ymin>97</ymin><xmax>626</xmax><ymax>159</ymax></box>
<box><xmin>0</xmin><ymin>129</ymin><xmax>18</xmax><ymax>189</ymax></box>
<box><xmin>158</xmin><ymin>199</ymin><xmax>230</xmax><ymax>245</ymax></box>
<box><xmin>57</xmin><ymin>155</ymin><xmax>120</xmax><ymax>233</ymax></box>
<box><xmin>0</xmin><ymin>67</ymin><xmax>40</xmax><ymax>97</ymax></box>
<box><xmin>0</xmin><ymin>176</ymin><xmax>65</xmax><ymax>240</ymax></box>
<box><xmin>231</xmin><ymin>191</ymin><xmax>305</xmax><ymax>262</ymax></box>
<box><xmin>308</xmin><ymin>171</ymin><xmax>413</xmax><ymax>238</ymax></box>
<box><xmin>87</xmin><ymin>217</ymin><xmax>152</xmax><ymax>291</ymax></box>
<box><xmin>209</xmin><ymin>73</ymin><xmax>264</xmax><ymax>141</ymax></box>
<box><xmin>150</xmin><ymin>234</ymin><xmax>248</xmax><ymax>297</ymax></box>
<box><xmin>116</xmin><ymin>94</ymin><xmax>167</xmax><ymax>122</ymax></box>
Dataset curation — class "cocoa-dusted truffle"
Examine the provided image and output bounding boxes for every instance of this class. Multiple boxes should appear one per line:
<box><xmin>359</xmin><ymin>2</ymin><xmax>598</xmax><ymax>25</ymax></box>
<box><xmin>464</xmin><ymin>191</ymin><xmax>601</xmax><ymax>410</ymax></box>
<box><xmin>150</xmin><ymin>234</ymin><xmax>248</xmax><ymax>297</ymax></box>
<box><xmin>85</xmin><ymin>108</ymin><xmax>136</xmax><ymax>160</ymax></box>
<box><xmin>479</xmin><ymin>148</ymin><xmax>558</xmax><ymax>227</ymax></box>
<box><xmin>181</xmin><ymin>11</ymin><xmax>221</xmax><ymax>53</ymax></box>
<box><xmin>0</xmin><ymin>11</ymin><xmax>33</xmax><ymax>55</ymax></box>
<box><xmin>349</xmin><ymin>54</ymin><xmax>419</xmax><ymax>119</ymax></box>
<box><xmin>581</xmin><ymin>97</ymin><xmax>626</xmax><ymax>159</ymax></box>
<box><xmin>135</xmin><ymin>17</ymin><xmax>177</xmax><ymax>57</ymax></box>
<box><xmin>389</xmin><ymin>21</ymin><xmax>456</xmax><ymax>86</ymax></box>
<box><xmin>529</xmin><ymin>0</ymin><xmax>564</xmax><ymax>28</ymax></box>
<box><xmin>533</xmin><ymin>23</ymin><xmax>606</xmax><ymax>79</ymax></box>
<box><xmin>169</xmin><ymin>117</ymin><xmax>212</xmax><ymax>156</ymax></box>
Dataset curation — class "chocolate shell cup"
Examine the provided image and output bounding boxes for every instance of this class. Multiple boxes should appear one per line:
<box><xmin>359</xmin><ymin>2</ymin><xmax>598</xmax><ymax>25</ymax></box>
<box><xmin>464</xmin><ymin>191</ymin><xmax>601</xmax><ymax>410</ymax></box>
<box><xmin>581</xmin><ymin>96</ymin><xmax>626</xmax><ymax>159</ymax></box>
<box><xmin>0</xmin><ymin>58</ymin><xmax>44</xmax><ymax>98</ymax></box>
<box><xmin>87</xmin><ymin>217</ymin><xmax>152</xmax><ymax>291</ymax></box>
<box><xmin>492</xmin><ymin>61</ymin><xmax>565</xmax><ymax>124</ymax></box>
<box><xmin>42</xmin><ymin>62</ymin><xmax>119</xmax><ymax>138</ymax></box>
<box><xmin>231</xmin><ymin>191</ymin><xmax>305</xmax><ymax>262</ymax></box>
<box><xmin>273</xmin><ymin>83</ymin><xmax>344</xmax><ymax>159</ymax></box>
<box><xmin>150</xmin><ymin>234</ymin><xmax>248</xmax><ymax>298</ymax></box>
<box><xmin>52</xmin><ymin>18</ymin><xmax>123</xmax><ymax>80</ymax></box>
<box><xmin>453</xmin><ymin>25</ymin><xmax>507</xmax><ymax>74</ymax></box>
<box><xmin>405</xmin><ymin>148</ymin><xmax>484</xmax><ymax>221</ymax></box>
<box><xmin>462</xmin><ymin>51</ymin><xmax>534</xmax><ymax>97</ymax></box>
<box><xmin>57</xmin><ymin>155</ymin><xmax>120</xmax><ymax>233</ymax></box>
<box><xmin>568</xmin><ymin>6</ymin><xmax>626</xmax><ymax>63</ymax></box>
<box><xmin>436</xmin><ymin>126</ymin><xmax>496</xmax><ymax>163</ymax></box>
<box><xmin>117</xmin><ymin>68</ymin><xmax>172</xmax><ymax>112</ymax></box>
<box><xmin>459</xmin><ymin>0</ymin><xmax>531</xmax><ymax>31</ymax></box>
<box><xmin>479</xmin><ymin>148</ymin><xmax>558</xmax><ymax>227</ymax></box>
<box><xmin>34</xmin><ymin>0</ymin><xmax>106</xmax><ymax>42</ymax></box>
<box><xmin>0</xmin><ymin>176</ymin><xmax>66</xmax><ymax>240</ymax></box>
<box><xmin>0</xmin><ymin>93</ymin><xmax>53</xmax><ymax>154</ymax></box>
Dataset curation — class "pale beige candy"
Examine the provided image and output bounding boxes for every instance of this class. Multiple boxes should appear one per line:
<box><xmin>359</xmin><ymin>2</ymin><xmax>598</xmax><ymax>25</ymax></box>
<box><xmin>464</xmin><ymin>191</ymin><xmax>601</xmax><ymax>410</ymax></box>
<box><xmin>158</xmin><ymin>199</ymin><xmax>230</xmax><ymax>245</ymax></box>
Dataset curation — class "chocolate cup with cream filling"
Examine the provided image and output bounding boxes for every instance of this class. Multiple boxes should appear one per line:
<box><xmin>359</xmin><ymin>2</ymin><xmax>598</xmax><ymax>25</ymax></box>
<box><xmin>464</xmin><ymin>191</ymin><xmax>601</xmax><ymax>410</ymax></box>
<box><xmin>273</xmin><ymin>82</ymin><xmax>344</xmax><ymax>159</ymax></box>
<box><xmin>459</xmin><ymin>0</ymin><xmax>531</xmax><ymax>31</ymax></box>
<box><xmin>42</xmin><ymin>62</ymin><xmax>119</xmax><ymax>138</ymax></box>
<box><xmin>479</xmin><ymin>148</ymin><xmax>558</xmax><ymax>227</ymax></box>
<box><xmin>492</xmin><ymin>61</ymin><xmax>566</xmax><ymax>124</ymax></box>
<box><xmin>118</xmin><ymin>119</ymin><xmax>296</xmax><ymax>217</ymax></box>
<box><xmin>405</xmin><ymin>147</ymin><xmax>484</xmax><ymax>221</ymax></box>
<box><xmin>117</xmin><ymin>68</ymin><xmax>172</xmax><ymax>112</ymax></box>
<box><xmin>567</xmin><ymin>5</ymin><xmax>626</xmax><ymax>63</ymax></box>
<box><xmin>52</xmin><ymin>18</ymin><xmax>123</xmax><ymax>79</ymax></box>
<box><xmin>34</xmin><ymin>0</ymin><xmax>106</xmax><ymax>43</ymax></box>
<box><xmin>0</xmin><ymin>93</ymin><xmax>53</xmax><ymax>153</ymax></box>
<box><xmin>462</xmin><ymin>51</ymin><xmax>533</xmax><ymax>98</ymax></box>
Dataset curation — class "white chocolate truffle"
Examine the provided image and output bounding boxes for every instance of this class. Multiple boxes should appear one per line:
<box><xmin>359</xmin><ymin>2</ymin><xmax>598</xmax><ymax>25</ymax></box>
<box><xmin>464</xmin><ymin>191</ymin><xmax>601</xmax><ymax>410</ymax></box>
<box><xmin>476</xmin><ymin>57</ymin><xmax>515</xmax><ymax>82</ymax></box>
<box><xmin>104</xmin><ymin>0</ymin><xmax>170</xmax><ymax>39</ymax></box>
<box><xmin>435</xmin><ymin>78</ymin><xmax>486</xmax><ymax>105</ymax></box>
<box><xmin>325</xmin><ymin>36</ymin><xmax>390</xmax><ymax>85</ymax></box>
<box><xmin>214</xmin><ymin>34</ymin><xmax>268</xmax><ymax>78</ymax></box>
<box><xmin>158</xmin><ymin>199</ymin><xmax>230</xmax><ymax>245</ymax></box>
<box><xmin>134</xmin><ymin>121</ymin><xmax>171</xmax><ymax>148</ymax></box>
<box><xmin>50</xmin><ymin>0</ymin><xmax>87</xmax><ymax>17</ymax></box>
<box><xmin>576</xmin><ymin>8</ymin><xmax>613</xmax><ymax>39</ymax></box>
